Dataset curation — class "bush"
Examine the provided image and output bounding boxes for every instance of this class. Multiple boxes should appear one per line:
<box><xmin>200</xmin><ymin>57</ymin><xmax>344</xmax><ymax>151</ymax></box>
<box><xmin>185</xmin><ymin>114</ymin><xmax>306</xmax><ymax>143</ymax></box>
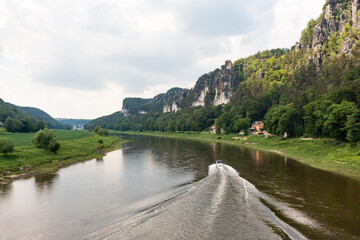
<box><xmin>0</xmin><ymin>138</ymin><xmax>14</xmax><ymax>156</ymax></box>
<box><xmin>97</xmin><ymin>128</ymin><xmax>109</xmax><ymax>136</ymax></box>
<box><xmin>33</xmin><ymin>128</ymin><xmax>61</xmax><ymax>154</ymax></box>
<box><xmin>94</xmin><ymin>144</ymin><xmax>105</xmax><ymax>154</ymax></box>
<box><xmin>94</xmin><ymin>126</ymin><xmax>109</xmax><ymax>136</ymax></box>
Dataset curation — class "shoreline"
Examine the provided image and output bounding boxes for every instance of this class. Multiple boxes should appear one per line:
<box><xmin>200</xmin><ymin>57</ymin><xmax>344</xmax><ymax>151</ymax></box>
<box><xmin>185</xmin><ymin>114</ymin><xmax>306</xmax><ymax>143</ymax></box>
<box><xmin>114</xmin><ymin>131</ymin><xmax>360</xmax><ymax>181</ymax></box>
<box><xmin>0</xmin><ymin>134</ymin><xmax>126</xmax><ymax>184</ymax></box>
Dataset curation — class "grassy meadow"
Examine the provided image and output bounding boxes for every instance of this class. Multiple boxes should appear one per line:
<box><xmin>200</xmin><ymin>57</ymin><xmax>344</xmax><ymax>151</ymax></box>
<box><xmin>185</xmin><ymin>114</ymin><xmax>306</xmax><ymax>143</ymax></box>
<box><xmin>116</xmin><ymin>131</ymin><xmax>360</xmax><ymax>180</ymax></box>
<box><xmin>0</xmin><ymin>129</ymin><xmax>93</xmax><ymax>146</ymax></box>
<box><xmin>0</xmin><ymin>128</ymin><xmax>125</xmax><ymax>183</ymax></box>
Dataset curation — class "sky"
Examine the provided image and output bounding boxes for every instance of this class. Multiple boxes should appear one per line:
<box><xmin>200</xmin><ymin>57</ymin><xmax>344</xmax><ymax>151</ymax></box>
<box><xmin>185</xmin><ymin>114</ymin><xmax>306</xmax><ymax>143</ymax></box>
<box><xmin>0</xmin><ymin>0</ymin><xmax>325</xmax><ymax>119</ymax></box>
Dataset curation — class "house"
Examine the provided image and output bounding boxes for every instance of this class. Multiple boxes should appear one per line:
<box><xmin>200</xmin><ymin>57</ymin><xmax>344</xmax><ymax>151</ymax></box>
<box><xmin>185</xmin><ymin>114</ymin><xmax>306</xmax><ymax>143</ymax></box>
<box><xmin>0</xmin><ymin>121</ymin><xmax>3</xmax><ymax>126</ymax></box>
<box><xmin>252</xmin><ymin>121</ymin><xmax>264</xmax><ymax>131</ymax></box>
<box><xmin>211</xmin><ymin>126</ymin><xmax>216</xmax><ymax>133</ymax></box>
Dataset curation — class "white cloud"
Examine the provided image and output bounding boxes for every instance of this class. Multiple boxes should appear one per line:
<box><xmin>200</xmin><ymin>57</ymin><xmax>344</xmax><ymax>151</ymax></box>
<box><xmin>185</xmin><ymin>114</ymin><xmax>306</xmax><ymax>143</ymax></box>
<box><xmin>0</xmin><ymin>0</ymin><xmax>325</xmax><ymax>118</ymax></box>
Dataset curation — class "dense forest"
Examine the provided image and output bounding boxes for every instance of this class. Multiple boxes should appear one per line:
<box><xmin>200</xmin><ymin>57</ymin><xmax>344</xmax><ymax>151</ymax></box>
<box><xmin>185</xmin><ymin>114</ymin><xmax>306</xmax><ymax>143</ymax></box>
<box><xmin>87</xmin><ymin>0</ymin><xmax>360</xmax><ymax>146</ymax></box>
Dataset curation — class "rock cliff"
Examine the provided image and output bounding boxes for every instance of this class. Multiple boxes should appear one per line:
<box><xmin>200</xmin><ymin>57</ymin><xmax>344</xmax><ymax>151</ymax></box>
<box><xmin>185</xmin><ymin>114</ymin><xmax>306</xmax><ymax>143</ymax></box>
<box><xmin>121</xmin><ymin>60</ymin><xmax>240</xmax><ymax>114</ymax></box>
<box><xmin>296</xmin><ymin>0</ymin><xmax>360</xmax><ymax>54</ymax></box>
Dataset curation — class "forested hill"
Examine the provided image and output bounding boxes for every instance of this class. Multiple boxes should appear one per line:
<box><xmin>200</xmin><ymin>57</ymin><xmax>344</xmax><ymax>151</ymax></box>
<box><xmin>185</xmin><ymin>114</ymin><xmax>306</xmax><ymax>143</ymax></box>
<box><xmin>0</xmin><ymin>99</ymin><xmax>28</xmax><ymax>122</ymax></box>
<box><xmin>0</xmin><ymin>98</ymin><xmax>65</xmax><ymax>131</ymax></box>
<box><xmin>56</xmin><ymin>118</ymin><xmax>92</xmax><ymax>126</ymax></box>
<box><xmin>16</xmin><ymin>106</ymin><xmax>63</xmax><ymax>129</ymax></box>
<box><xmin>87</xmin><ymin>0</ymin><xmax>360</xmax><ymax>145</ymax></box>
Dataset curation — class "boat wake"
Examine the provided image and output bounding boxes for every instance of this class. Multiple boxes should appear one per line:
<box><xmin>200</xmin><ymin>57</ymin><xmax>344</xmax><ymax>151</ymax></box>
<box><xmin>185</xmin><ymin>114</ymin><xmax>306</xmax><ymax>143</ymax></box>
<box><xmin>83</xmin><ymin>164</ymin><xmax>312</xmax><ymax>240</ymax></box>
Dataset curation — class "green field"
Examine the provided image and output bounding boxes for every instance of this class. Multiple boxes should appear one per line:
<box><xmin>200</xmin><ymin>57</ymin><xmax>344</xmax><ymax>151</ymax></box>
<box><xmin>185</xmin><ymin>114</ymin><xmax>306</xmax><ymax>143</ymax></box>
<box><xmin>116</xmin><ymin>131</ymin><xmax>360</xmax><ymax>180</ymax></box>
<box><xmin>0</xmin><ymin>128</ymin><xmax>93</xmax><ymax>146</ymax></box>
<box><xmin>0</xmin><ymin>129</ymin><xmax>126</xmax><ymax>183</ymax></box>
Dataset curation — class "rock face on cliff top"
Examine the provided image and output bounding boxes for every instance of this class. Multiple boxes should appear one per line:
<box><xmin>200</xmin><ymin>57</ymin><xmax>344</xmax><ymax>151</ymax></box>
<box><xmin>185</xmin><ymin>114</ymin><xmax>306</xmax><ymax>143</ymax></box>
<box><xmin>121</xmin><ymin>88</ymin><xmax>190</xmax><ymax>115</ymax></box>
<box><xmin>296</xmin><ymin>0</ymin><xmax>360</xmax><ymax>53</ymax></box>
<box><xmin>190</xmin><ymin>60</ymin><xmax>240</xmax><ymax>108</ymax></box>
<box><xmin>121</xmin><ymin>60</ymin><xmax>240</xmax><ymax>114</ymax></box>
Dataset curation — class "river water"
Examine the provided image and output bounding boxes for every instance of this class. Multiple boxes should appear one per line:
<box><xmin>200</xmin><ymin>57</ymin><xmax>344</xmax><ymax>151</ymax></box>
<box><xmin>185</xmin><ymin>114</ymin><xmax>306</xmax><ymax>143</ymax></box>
<box><xmin>0</xmin><ymin>134</ymin><xmax>359</xmax><ymax>239</ymax></box>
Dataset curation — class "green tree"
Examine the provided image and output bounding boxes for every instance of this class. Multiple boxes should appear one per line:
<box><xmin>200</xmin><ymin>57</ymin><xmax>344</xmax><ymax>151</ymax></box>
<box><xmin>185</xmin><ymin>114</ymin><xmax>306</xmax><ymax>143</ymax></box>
<box><xmin>324</xmin><ymin>101</ymin><xmax>357</xmax><ymax>141</ymax></box>
<box><xmin>94</xmin><ymin>125</ymin><xmax>102</xmax><ymax>134</ymax></box>
<box><xmin>33</xmin><ymin>128</ymin><xmax>61</xmax><ymax>154</ymax></box>
<box><xmin>264</xmin><ymin>104</ymin><xmax>303</xmax><ymax>137</ymax></box>
<box><xmin>167</xmin><ymin>119</ymin><xmax>175</xmax><ymax>132</ymax></box>
<box><xmin>233</xmin><ymin>117</ymin><xmax>251</xmax><ymax>134</ymax></box>
<box><xmin>4</xmin><ymin>117</ymin><xmax>23</xmax><ymax>133</ymax></box>
<box><xmin>35</xmin><ymin>118</ymin><xmax>45</xmax><ymax>131</ymax></box>
<box><xmin>0</xmin><ymin>138</ymin><xmax>14</xmax><ymax>156</ymax></box>
<box><xmin>215</xmin><ymin>119</ymin><xmax>221</xmax><ymax>135</ymax></box>
<box><xmin>97</xmin><ymin>128</ymin><xmax>109</xmax><ymax>136</ymax></box>
<box><xmin>344</xmin><ymin>108</ymin><xmax>360</xmax><ymax>147</ymax></box>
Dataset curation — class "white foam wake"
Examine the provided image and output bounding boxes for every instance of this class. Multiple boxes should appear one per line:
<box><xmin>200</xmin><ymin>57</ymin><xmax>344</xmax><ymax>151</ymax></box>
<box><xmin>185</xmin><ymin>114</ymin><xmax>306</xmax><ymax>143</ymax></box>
<box><xmin>208</xmin><ymin>163</ymin><xmax>239</xmax><ymax>177</ymax></box>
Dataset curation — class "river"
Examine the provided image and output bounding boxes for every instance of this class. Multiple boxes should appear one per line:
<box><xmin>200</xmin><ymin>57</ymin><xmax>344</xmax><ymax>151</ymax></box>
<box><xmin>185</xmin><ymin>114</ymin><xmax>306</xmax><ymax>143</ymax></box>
<box><xmin>0</xmin><ymin>134</ymin><xmax>359</xmax><ymax>239</ymax></box>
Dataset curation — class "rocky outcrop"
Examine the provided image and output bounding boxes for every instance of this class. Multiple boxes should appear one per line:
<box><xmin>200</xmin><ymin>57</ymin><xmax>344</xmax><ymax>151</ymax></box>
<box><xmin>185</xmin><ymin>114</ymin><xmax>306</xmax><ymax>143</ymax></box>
<box><xmin>163</xmin><ymin>105</ymin><xmax>171</xmax><ymax>113</ymax></box>
<box><xmin>171</xmin><ymin>102</ymin><xmax>179</xmax><ymax>113</ymax></box>
<box><xmin>192</xmin><ymin>87</ymin><xmax>209</xmax><ymax>107</ymax></box>
<box><xmin>340</xmin><ymin>37</ymin><xmax>356</xmax><ymax>54</ymax></box>
<box><xmin>352</xmin><ymin>0</ymin><xmax>360</xmax><ymax>28</ymax></box>
<box><xmin>190</xmin><ymin>60</ymin><xmax>240</xmax><ymax>107</ymax></box>
<box><xmin>120</xmin><ymin>61</ymin><xmax>240</xmax><ymax>114</ymax></box>
<box><xmin>121</xmin><ymin>88</ymin><xmax>189</xmax><ymax>115</ymax></box>
<box><xmin>297</xmin><ymin>0</ymin><xmax>360</xmax><ymax>52</ymax></box>
<box><xmin>295</xmin><ymin>0</ymin><xmax>360</xmax><ymax>72</ymax></box>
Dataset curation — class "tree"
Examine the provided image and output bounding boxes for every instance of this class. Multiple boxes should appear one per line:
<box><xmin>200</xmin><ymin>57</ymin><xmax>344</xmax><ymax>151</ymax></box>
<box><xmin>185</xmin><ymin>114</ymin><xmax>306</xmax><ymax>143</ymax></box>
<box><xmin>94</xmin><ymin>125</ymin><xmax>102</xmax><ymax>134</ymax></box>
<box><xmin>214</xmin><ymin>119</ymin><xmax>221</xmax><ymax>135</ymax></box>
<box><xmin>3</xmin><ymin>117</ymin><xmax>23</xmax><ymax>133</ymax></box>
<box><xmin>33</xmin><ymin>128</ymin><xmax>61</xmax><ymax>154</ymax></box>
<box><xmin>264</xmin><ymin>104</ymin><xmax>303</xmax><ymax>137</ymax></box>
<box><xmin>167</xmin><ymin>120</ymin><xmax>175</xmax><ymax>132</ymax></box>
<box><xmin>324</xmin><ymin>101</ymin><xmax>356</xmax><ymax>141</ymax></box>
<box><xmin>35</xmin><ymin>118</ymin><xmax>45</xmax><ymax>131</ymax></box>
<box><xmin>234</xmin><ymin>117</ymin><xmax>251</xmax><ymax>134</ymax></box>
<box><xmin>0</xmin><ymin>138</ymin><xmax>14</xmax><ymax>156</ymax></box>
<box><xmin>344</xmin><ymin>109</ymin><xmax>360</xmax><ymax>147</ymax></box>
<box><xmin>20</xmin><ymin>116</ymin><xmax>35</xmax><ymax>133</ymax></box>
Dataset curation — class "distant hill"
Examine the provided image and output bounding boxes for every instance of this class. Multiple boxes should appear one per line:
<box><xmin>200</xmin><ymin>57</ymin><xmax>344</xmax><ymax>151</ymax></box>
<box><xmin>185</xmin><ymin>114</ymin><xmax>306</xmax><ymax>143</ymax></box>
<box><xmin>0</xmin><ymin>99</ymin><xmax>28</xmax><ymax>122</ymax></box>
<box><xmin>0</xmin><ymin>98</ymin><xmax>64</xmax><ymax>129</ymax></box>
<box><xmin>56</xmin><ymin>118</ymin><xmax>92</xmax><ymax>126</ymax></box>
<box><xmin>17</xmin><ymin>106</ymin><xmax>64</xmax><ymax>129</ymax></box>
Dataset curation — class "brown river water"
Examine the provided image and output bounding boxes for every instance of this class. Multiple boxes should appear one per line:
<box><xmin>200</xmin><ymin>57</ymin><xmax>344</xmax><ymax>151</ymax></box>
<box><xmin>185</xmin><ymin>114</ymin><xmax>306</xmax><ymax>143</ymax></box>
<box><xmin>0</xmin><ymin>134</ymin><xmax>359</xmax><ymax>239</ymax></box>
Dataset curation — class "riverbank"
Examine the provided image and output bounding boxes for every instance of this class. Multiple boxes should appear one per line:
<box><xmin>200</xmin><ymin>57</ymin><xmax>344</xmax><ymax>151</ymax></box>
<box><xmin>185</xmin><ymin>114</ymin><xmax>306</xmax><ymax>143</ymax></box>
<box><xmin>0</xmin><ymin>132</ymin><xmax>126</xmax><ymax>184</ymax></box>
<box><xmin>115</xmin><ymin>131</ymin><xmax>360</xmax><ymax>180</ymax></box>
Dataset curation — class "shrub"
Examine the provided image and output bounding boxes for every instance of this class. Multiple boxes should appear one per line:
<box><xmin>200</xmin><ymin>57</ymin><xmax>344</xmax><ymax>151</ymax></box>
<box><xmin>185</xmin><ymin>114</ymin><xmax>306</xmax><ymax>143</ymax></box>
<box><xmin>93</xmin><ymin>126</ymin><xmax>109</xmax><ymax>136</ymax></box>
<box><xmin>33</xmin><ymin>128</ymin><xmax>61</xmax><ymax>154</ymax></box>
<box><xmin>0</xmin><ymin>138</ymin><xmax>14</xmax><ymax>156</ymax></box>
<box><xmin>94</xmin><ymin>144</ymin><xmax>105</xmax><ymax>154</ymax></box>
<box><xmin>97</xmin><ymin>128</ymin><xmax>109</xmax><ymax>136</ymax></box>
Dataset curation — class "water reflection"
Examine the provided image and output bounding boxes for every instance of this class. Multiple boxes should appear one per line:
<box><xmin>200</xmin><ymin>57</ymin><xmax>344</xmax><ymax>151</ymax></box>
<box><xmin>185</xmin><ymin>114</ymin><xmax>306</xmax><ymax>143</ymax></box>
<box><xmin>0</xmin><ymin>183</ymin><xmax>12</xmax><ymax>197</ymax></box>
<box><xmin>34</xmin><ymin>174</ymin><xmax>58</xmax><ymax>191</ymax></box>
<box><xmin>251</xmin><ymin>150</ymin><xmax>264</xmax><ymax>169</ymax></box>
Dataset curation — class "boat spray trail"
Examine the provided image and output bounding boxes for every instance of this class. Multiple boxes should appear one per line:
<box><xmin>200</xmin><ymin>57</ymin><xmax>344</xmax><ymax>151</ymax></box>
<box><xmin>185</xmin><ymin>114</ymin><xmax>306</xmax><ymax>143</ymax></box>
<box><xmin>84</xmin><ymin>163</ymin><xmax>308</xmax><ymax>240</ymax></box>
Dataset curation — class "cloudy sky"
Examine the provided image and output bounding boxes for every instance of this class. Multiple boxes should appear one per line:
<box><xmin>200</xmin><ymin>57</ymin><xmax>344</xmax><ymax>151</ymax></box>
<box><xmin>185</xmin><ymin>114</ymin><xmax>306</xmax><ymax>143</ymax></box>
<box><xmin>0</xmin><ymin>0</ymin><xmax>325</xmax><ymax>119</ymax></box>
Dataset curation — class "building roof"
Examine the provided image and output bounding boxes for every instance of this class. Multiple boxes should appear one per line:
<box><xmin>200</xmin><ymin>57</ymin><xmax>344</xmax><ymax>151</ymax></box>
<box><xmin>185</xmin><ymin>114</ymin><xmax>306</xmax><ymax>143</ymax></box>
<box><xmin>252</xmin><ymin>121</ymin><xmax>263</xmax><ymax>125</ymax></box>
